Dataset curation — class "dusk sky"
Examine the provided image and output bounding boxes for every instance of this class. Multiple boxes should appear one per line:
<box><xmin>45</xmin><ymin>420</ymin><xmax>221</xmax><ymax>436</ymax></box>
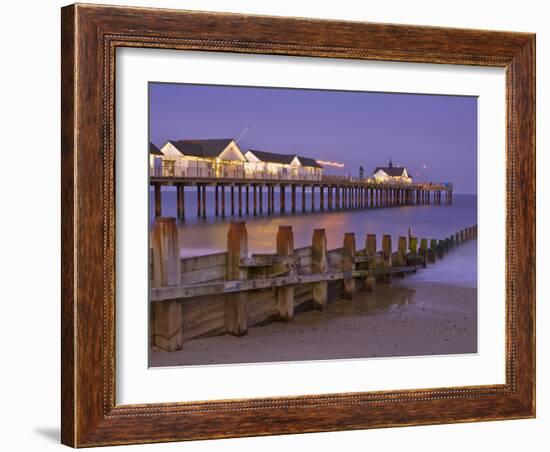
<box><xmin>149</xmin><ymin>83</ymin><xmax>477</xmax><ymax>194</ymax></box>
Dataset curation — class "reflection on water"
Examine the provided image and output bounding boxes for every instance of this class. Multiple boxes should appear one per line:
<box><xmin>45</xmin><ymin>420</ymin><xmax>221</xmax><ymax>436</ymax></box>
<box><xmin>149</xmin><ymin>190</ymin><xmax>477</xmax><ymax>287</ymax></box>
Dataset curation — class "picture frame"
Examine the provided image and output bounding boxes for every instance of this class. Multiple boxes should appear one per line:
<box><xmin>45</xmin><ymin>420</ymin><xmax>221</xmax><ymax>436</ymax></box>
<box><xmin>61</xmin><ymin>3</ymin><xmax>535</xmax><ymax>447</ymax></box>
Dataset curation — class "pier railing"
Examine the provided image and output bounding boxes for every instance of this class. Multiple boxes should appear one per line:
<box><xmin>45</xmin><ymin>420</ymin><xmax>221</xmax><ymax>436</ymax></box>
<box><xmin>149</xmin><ymin>218</ymin><xmax>477</xmax><ymax>351</ymax></box>
<box><xmin>151</xmin><ymin>163</ymin><xmax>323</xmax><ymax>181</ymax></box>
<box><xmin>150</xmin><ymin>162</ymin><xmax>452</xmax><ymax>188</ymax></box>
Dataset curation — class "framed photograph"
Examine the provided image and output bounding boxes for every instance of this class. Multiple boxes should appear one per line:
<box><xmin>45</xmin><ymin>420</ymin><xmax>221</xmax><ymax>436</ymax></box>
<box><xmin>61</xmin><ymin>3</ymin><xmax>535</xmax><ymax>447</ymax></box>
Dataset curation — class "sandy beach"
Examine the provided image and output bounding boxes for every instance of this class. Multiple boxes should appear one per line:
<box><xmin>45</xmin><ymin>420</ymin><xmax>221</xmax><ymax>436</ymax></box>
<box><xmin>150</xmin><ymin>240</ymin><xmax>477</xmax><ymax>367</ymax></box>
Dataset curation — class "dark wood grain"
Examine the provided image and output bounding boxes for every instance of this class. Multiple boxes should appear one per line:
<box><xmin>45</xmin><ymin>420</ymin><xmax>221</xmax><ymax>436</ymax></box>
<box><xmin>61</xmin><ymin>3</ymin><xmax>536</xmax><ymax>447</ymax></box>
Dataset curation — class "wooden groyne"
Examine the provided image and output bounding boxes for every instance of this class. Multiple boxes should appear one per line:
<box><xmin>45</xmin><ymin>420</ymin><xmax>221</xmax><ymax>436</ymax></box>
<box><xmin>150</xmin><ymin>219</ymin><xmax>477</xmax><ymax>351</ymax></box>
<box><xmin>150</xmin><ymin>175</ymin><xmax>453</xmax><ymax>220</ymax></box>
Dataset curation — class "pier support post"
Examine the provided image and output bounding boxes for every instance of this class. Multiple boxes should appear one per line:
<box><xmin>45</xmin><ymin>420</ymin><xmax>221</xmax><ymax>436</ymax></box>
<box><xmin>154</xmin><ymin>184</ymin><xmax>162</xmax><ymax>218</ymax></box>
<box><xmin>151</xmin><ymin>218</ymin><xmax>182</xmax><ymax>351</ymax></box>
<box><xmin>291</xmin><ymin>185</ymin><xmax>296</xmax><ymax>214</ymax></box>
<box><xmin>259</xmin><ymin>186</ymin><xmax>263</xmax><ymax>214</ymax></box>
<box><xmin>311</xmin><ymin>186</ymin><xmax>315</xmax><ymax>211</ymax></box>
<box><xmin>302</xmin><ymin>185</ymin><xmax>306</xmax><ymax>212</ymax></box>
<box><xmin>176</xmin><ymin>184</ymin><xmax>184</xmax><ymax>220</ymax></box>
<box><xmin>328</xmin><ymin>186</ymin><xmax>333</xmax><ymax>210</ymax></box>
<box><xmin>253</xmin><ymin>185</ymin><xmax>257</xmax><ymax>216</ymax></box>
<box><xmin>276</xmin><ymin>226</ymin><xmax>295</xmax><ymax>321</ymax></box>
<box><xmin>381</xmin><ymin>234</ymin><xmax>392</xmax><ymax>284</ymax></box>
<box><xmin>238</xmin><ymin>185</ymin><xmax>243</xmax><ymax>217</ymax></box>
<box><xmin>221</xmin><ymin>185</ymin><xmax>226</xmax><ymax>218</ymax></box>
<box><xmin>231</xmin><ymin>185</ymin><xmax>235</xmax><ymax>216</ymax></box>
<box><xmin>343</xmin><ymin>233</ymin><xmax>356</xmax><ymax>299</ymax></box>
<box><xmin>246</xmin><ymin>186</ymin><xmax>250</xmax><ymax>215</ymax></box>
<box><xmin>280</xmin><ymin>185</ymin><xmax>286</xmax><ymax>214</ymax></box>
<box><xmin>312</xmin><ymin>229</ymin><xmax>328</xmax><ymax>310</ymax></box>
<box><xmin>365</xmin><ymin>234</ymin><xmax>377</xmax><ymax>291</ymax></box>
<box><xmin>226</xmin><ymin>221</ymin><xmax>249</xmax><ymax>336</ymax></box>
<box><xmin>215</xmin><ymin>185</ymin><xmax>219</xmax><ymax>217</ymax></box>
<box><xmin>336</xmin><ymin>187</ymin><xmax>340</xmax><ymax>209</ymax></box>
<box><xmin>320</xmin><ymin>186</ymin><xmax>325</xmax><ymax>211</ymax></box>
<box><xmin>201</xmin><ymin>185</ymin><xmax>207</xmax><ymax>219</ymax></box>
<box><xmin>196</xmin><ymin>185</ymin><xmax>201</xmax><ymax>217</ymax></box>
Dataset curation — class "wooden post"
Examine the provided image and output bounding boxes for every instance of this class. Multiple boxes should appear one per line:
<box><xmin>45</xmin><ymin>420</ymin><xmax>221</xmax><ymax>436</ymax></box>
<box><xmin>154</xmin><ymin>184</ymin><xmax>162</xmax><ymax>218</ymax></box>
<box><xmin>238</xmin><ymin>185</ymin><xmax>242</xmax><ymax>217</ymax></box>
<box><xmin>215</xmin><ymin>185</ymin><xmax>219</xmax><ymax>217</ymax></box>
<box><xmin>259</xmin><ymin>186</ymin><xmax>263</xmax><ymax>214</ymax></box>
<box><xmin>311</xmin><ymin>229</ymin><xmax>328</xmax><ymax>310</ymax></box>
<box><xmin>151</xmin><ymin>218</ymin><xmax>182</xmax><ymax>351</ymax></box>
<box><xmin>291</xmin><ymin>185</ymin><xmax>296</xmax><ymax>213</ymax></box>
<box><xmin>428</xmin><ymin>238</ymin><xmax>437</xmax><ymax>263</ymax></box>
<box><xmin>381</xmin><ymin>234</ymin><xmax>392</xmax><ymax>283</ymax></box>
<box><xmin>409</xmin><ymin>236</ymin><xmax>418</xmax><ymax>254</ymax></box>
<box><xmin>267</xmin><ymin>185</ymin><xmax>272</xmax><ymax>215</ymax></box>
<box><xmin>221</xmin><ymin>185</ymin><xmax>226</xmax><ymax>218</ymax></box>
<box><xmin>231</xmin><ymin>185</ymin><xmax>235</xmax><ymax>216</ymax></box>
<box><xmin>226</xmin><ymin>221</ymin><xmax>248</xmax><ymax>336</ymax></box>
<box><xmin>437</xmin><ymin>239</ymin><xmax>445</xmax><ymax>258</ymax></box>
<box><xmin>336</xmin><ymin>186</ymin><xmax>340</xmax><ymax>209</ymax></box>
<box><xmin>280</xmin><ymin>185</ymin><xmax>286</xmax><ymax>214</ymax></box>
<box><xmin>276</xmin><ymin>226</ymin><xmax>295</xmax><ymax>321</ymax></box>
<box><xmin>253</xmin><ymin>185</ymin><xmax>257</xmax><ymax>216</ymax></box>
<box><xmin>311</xmin><ymin>186</ymin><xmax>315</xmax><ymax>211</ymax></box>
<box><xmin>343</xmin><ymin>233</ymin><xmax>356</xmax><ymax>299</ymax></box>
<box><xmin>302</xmin><ymin>185</ymin><xmax>306</xmax><ymax>212</ymax></box>
<box><xmin>196</xmin><ymin>185</ymin><xmax>201</xmax><ymax>217</ymax></box>
<box><xmin>396</xmin><ymin>236</ymin><xmax>407</xmax><ymax>277</ymax></box>
<box><xmin>201</xmin><ymin>185</ymin><xmax>207</xmax><ymax>219</ymax></box>
<box><xmin>320</xmin><ymin>186</ymin><xmax>325</xmax><ymax>211</ymax></box>
<box><xmin>176</xmin><ymin>184</ymin><xmax>184</xmax><ymax>220</ymax></box>
<box><xmin>418</xmin><ymin>238</ymin><xmax>428</xmax><ymax>267</ymax></box>
<box><xmin>328</xmin><ymin>186</ymin><xmax>333</xmax><ymax>210</ymax></box>
<box><xmin>245</xmin><ymin>185</ymin><xmax>250</xmax><ymax>215</ymax></box>
<box><xmin>365</xmin><ymin>233</ymin><xmax>377</xmax><ymax>291</ymax></box>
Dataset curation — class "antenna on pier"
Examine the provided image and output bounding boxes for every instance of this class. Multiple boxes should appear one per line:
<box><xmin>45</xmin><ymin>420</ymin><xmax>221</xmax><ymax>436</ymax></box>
<box><xmin>236</xmin><ymin>125</ymin><xmax>252</xmax><ymax>143</ymax></box>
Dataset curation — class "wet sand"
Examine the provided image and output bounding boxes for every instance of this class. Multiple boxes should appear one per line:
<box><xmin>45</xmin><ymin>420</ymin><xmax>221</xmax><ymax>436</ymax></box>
<box><xmin>150</xmin><ymin>281</ymin><xmax>477</xmax><ymax>367</ymax></box>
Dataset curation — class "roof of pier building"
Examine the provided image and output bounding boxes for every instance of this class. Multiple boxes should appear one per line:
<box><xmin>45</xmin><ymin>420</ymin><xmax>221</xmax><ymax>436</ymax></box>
<box><xmin>161</xmin><ymin>139</ymin><xmax>247</xmax><ymax>161</ymax></box>
<box><xmin>149</xmin><ymin>142</ymin><xmax>162</xmax><ymax>155</ymax></box>
<box><xmin>245</xmin><ymin>149</ymin><xmax>323</xmax><ymax>169</ymax></box>
<box><xmin>373</xmin><ymin>159</ymin><xmax>411</xmax><ymax>178</ymax></box>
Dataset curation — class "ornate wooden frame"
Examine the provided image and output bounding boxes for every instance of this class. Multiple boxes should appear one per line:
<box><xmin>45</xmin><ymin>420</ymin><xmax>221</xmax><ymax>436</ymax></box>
<box><xmin>61</xmin><ymin>3</ymin><xmax>535</xmax><ymax>447</ymax></box>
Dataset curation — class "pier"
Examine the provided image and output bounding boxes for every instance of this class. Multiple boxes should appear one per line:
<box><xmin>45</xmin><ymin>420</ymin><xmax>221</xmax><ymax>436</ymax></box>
<box><xmin>150</xmin><ymin>173</ymin><xmax>454</xmax><ymax>220</ymax></box>
<box><xmin>150</xmin><ymin>218</ymin><xmax>475</xmax><ymax>351</ymax></box>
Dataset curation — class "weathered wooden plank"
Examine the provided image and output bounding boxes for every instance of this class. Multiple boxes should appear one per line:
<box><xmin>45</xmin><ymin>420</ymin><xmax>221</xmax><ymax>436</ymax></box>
<box><xmin>327</xmin><ymin>248</ymin><xmax>343</xmax><ymax>269</ymax></box>
<box><xmin>179</xmin><ymin>265</ymin><xmax>226</xmax><ymax>285</ymax></box>
<box><xmin>151</xmin><ymin>269</ymin><xmax>371</xmax><ymax>300</ymax></box>
<box><xmin>180</xmin><ymin>251</ymin><xmax>227</xmax><ymax>273</ymax></box>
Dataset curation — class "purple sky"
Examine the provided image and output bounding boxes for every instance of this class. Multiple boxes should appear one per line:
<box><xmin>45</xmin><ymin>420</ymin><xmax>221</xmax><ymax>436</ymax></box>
<box><xmin>149</xmin><ymin>83</ymin><xmax>477</xmax><ymax>194</ymax></box>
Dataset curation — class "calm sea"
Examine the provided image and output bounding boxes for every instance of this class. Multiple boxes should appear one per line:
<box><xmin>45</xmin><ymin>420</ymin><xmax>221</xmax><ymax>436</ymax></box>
<box><xmin>149</xmin><ymin>188</ymin><xmax>477</xmax><ymax>286</ymax></box>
